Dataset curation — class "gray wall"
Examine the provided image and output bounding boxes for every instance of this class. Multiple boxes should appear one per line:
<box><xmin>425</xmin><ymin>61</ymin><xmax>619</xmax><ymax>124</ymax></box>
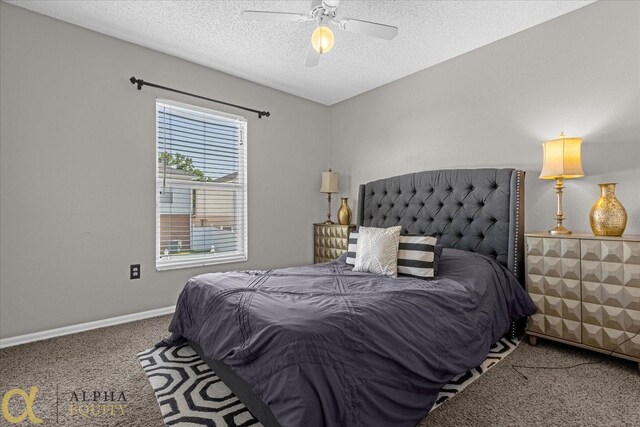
<box><xmin>0</xmin><ymin>2</ymin><xmax>328</xmax><ymax>339</ymax></box>
<box><xmin>329</xmin><ymin>0</ymin><xmax>640</xmax><ymax>235</ymax></box>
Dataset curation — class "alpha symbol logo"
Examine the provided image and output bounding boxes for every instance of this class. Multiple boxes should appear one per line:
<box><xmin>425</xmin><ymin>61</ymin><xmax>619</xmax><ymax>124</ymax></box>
<box><xmin>1</xmin><ymin>387</ymin><xmax>43</xmax><ymax>424</ymax></box>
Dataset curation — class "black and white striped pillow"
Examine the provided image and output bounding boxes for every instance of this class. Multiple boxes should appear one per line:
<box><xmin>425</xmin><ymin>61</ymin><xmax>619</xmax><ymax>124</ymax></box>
<box><xmin>396</xmin><ymin>235</ymin><xmax>437</xmax><ymax>278</ymax></box>
<box><xmin>347</xmin><ymin>232</ymin><xmax>438</xmax><ymax>278</ymax></box>
<box><xmin>346</xmin><ymin>231</ymin><xmax>360</xmax><ymax>265</ymax></box>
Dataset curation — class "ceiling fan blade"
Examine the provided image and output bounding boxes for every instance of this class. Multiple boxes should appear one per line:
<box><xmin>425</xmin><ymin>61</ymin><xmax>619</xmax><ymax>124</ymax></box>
<box><xmin>322</xmin><ymin>0</ymin><xmax>340</xmax><ymax>11</ymax></box>
<box><xmin>305</xmin><ymin>46</ymin><xmax>321</xmax><ymax>67</ymax></box>
<box><xmin>241</xmin><ymin>10</ymin><xmax>310</xmax><ymax>23</ymax></box>
<box><xmin>337</xmin><ymin>18</ymin><xmax>398</xmax><ymax>40</ymax></box>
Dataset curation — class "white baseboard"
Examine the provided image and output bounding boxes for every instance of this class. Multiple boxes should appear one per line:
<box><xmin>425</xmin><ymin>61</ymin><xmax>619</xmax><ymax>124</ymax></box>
<box><xmin>0</xmin><ymin>306</ymin><xmax>175</xmax><ymax>349</ymax></box>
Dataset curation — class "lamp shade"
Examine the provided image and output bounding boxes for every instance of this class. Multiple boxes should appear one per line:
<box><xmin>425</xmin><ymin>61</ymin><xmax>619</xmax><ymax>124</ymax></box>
<box><xmin>320</xmin><ymin>170</ymin><xmax>339</xmax><ymax>193</ymax></box>
<box><xmin>539</xmin><ymin>133</ymin><xmax>584</xmax><ymax>179</ymax></box>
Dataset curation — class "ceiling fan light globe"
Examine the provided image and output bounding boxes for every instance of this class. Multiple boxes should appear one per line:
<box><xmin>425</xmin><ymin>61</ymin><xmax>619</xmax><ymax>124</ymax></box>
<box><xmin>311</xmin><ymin>25</ymin><xmax>334</xmax><ymax>54</ymax></box>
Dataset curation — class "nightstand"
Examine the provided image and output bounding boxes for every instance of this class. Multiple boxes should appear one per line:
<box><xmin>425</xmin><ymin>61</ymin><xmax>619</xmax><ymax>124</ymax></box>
<box><xmin>525</xmin><ymin>232</ymin><xmax>640</xmax><ymax>368</ymax></box>
<box><xmin>313</xmin><ymin>223</ymin><xmax>356</xmax><ymax>263</ymax></box>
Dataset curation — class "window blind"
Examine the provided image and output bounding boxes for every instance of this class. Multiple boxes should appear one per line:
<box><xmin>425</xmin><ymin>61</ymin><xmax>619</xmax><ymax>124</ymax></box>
<box><xmin>156</xmin><ymin>99</ymin><xmax>247</xmax><ymax>270</ymax></box>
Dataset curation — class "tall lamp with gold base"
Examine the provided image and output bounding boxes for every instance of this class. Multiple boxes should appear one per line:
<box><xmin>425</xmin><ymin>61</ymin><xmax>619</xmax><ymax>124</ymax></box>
<box><xmin>320</xmin><ymin>169</ymin><xmax>339</xmax><ymax>224</ymax></box>
<box><xmin>539</xmin><ymin>132</ymin><xmax>584</xmax><ymax>235</ymax></box>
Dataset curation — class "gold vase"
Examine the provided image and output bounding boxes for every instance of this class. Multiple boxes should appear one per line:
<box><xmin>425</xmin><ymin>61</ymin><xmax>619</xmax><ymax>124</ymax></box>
<box><xmin>337</xmin><ymin>198</ymin><xmax>352</xmax><ymax>225</ymax></box>
<box><xmin>590</xmin><ymin>183</ymin><xmax>627</xmax><ymax>236</ymax></box>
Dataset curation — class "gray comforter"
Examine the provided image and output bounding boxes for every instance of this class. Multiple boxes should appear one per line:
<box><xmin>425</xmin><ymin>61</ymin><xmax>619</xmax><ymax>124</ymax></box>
<box><xmin>161</xmin><ymin>249</ymin><xmax>536</xmax><ymax>427</ymax></box>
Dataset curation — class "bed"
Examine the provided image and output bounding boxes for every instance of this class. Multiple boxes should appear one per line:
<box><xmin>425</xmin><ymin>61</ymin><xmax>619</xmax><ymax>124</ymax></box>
<box><xmin>160</xmin><ymin>168</ymin><xmax>537</xmax><ymax>427</ymax></box>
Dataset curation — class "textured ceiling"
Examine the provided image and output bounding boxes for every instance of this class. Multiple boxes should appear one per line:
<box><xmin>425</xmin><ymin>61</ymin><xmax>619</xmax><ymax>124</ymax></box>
<box><xmin>7</xmin><ymin>0</ymin><xmax>594</xmax><ymax>105</ymax></box>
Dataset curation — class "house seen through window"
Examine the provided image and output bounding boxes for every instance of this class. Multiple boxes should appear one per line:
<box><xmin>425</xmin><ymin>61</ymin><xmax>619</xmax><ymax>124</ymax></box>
<box><xmin>156</xmin><ymin>99</ymin><xmax>247</xmax><ymax>270</ymax></box>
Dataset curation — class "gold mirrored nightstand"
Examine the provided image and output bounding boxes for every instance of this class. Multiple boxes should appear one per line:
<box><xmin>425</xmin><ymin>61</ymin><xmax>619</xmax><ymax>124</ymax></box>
<box><xmin>525</xmin><ymin>232</ymin><xmax>640</xmax><ymax>369</ymax></box>
<box><xmin>313</xmin><ymin>223</ymin><xmax>356</xmax><ymax>263</ymax></box>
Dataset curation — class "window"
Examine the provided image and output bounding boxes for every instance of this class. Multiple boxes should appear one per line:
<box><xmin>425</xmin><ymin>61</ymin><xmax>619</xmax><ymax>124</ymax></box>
<box><xmin>156</xmin><ymin>100</ymin><xmax>247</xmax><ymax>270</ymax></box>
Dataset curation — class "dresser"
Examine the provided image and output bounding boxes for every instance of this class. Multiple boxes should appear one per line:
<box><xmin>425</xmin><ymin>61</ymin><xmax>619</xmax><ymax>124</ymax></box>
<box><xmin>525</xmin><ymin>232</ymin><xmax>640</xmax><ymax>367</ymax></box>
<box><xmin>313</xmin><ymin>223</ymin><xmax>355</xmax><ymax>263</ymax></box>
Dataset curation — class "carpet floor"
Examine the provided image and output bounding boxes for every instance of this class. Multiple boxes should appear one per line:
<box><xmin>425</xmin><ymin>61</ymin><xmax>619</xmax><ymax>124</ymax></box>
<box><xmin>1</xmin><ymin>315</ymin><xmax>638</xmax><ymax>427</ymax></box>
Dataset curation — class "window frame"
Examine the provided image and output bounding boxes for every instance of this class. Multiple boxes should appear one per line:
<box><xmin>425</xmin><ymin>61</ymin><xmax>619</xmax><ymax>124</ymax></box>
<box><xmin>155</xmin><ymin>98</ymin><xmax>248</xmax><ymax>271</ymax></box>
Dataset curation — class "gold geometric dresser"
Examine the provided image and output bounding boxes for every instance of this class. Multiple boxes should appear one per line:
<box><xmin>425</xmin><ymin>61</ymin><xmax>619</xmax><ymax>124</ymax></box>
<box><xmin>313</xmin><ymin>223</ymin><xmax>356</xmax><ymax>263</ymax></box>
<box><xmin>525</xmin><ymin>232</ymin><xmax>640</xmax><ymax>367</ymax></box>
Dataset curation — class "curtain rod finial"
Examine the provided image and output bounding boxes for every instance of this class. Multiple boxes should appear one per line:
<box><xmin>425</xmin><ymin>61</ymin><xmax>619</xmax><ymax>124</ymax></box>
<box><xmin>129</xmin><ymin>76</ymin><xmax>144</xmax><ymax>90</ymax></box>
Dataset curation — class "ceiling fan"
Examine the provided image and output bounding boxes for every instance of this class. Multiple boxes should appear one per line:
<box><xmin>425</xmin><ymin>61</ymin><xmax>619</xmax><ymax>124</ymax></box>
<box><xmin>242</xmin><ymin>0</ymin><xmax>398</xmax><ymax>67</ymax></box>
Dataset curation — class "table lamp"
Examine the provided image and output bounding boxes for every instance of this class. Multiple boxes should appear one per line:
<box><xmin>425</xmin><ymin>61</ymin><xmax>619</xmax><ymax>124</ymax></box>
<box><xmin>539</xmin><ymin>132</ymin><xmax>584</xmax><ymax>235</ymax></box>
<box><xmin>320</xmin><ymin>169</ymin><xmax>339</xmax><ymax>224</ymax></box>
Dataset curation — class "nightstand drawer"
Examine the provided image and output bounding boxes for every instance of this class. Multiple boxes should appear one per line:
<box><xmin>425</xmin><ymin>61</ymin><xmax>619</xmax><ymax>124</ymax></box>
<box><xmin>526</xmin><ymin>235</ymin><xmax>582</xmax><ymax>343</ymax></box>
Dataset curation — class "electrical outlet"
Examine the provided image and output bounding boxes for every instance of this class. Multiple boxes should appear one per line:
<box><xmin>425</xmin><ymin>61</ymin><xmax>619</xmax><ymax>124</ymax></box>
<box><xmin>130</xmin><ymin>264</ymin><xmax>141</xmax><ymax>280</ymax></box>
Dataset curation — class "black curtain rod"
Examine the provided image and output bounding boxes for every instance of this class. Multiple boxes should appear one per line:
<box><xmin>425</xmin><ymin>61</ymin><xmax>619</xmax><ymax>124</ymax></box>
<box><xmin>129</xmin><ymin>76</ymin><xmax>270</xmax><ymax>119</ymax></box>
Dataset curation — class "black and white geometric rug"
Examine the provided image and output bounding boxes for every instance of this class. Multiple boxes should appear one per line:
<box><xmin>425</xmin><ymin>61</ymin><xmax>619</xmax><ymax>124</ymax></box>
<box><xmin>138</xmin><ymin>337</ymin><xmax>520</xmax><ymax>426</ymax></box>
<box><xmin>432</xmin><ymin>337</ymin><xmax>520</xmax><ymax>408</ymax></box>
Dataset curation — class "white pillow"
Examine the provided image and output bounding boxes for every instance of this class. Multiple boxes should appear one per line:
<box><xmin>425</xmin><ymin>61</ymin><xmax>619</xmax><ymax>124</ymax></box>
<box><xmin>353</xmin><ymin>226</ymin><xmax>401</xmax><ymax>277</ymax></box>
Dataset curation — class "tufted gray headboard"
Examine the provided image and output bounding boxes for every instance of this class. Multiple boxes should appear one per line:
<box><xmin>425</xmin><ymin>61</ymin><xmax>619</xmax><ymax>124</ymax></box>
<box><xmin>356</xmin><ymin>168</ymin><xmax>525</xmax><ymax>285</ymax></box>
